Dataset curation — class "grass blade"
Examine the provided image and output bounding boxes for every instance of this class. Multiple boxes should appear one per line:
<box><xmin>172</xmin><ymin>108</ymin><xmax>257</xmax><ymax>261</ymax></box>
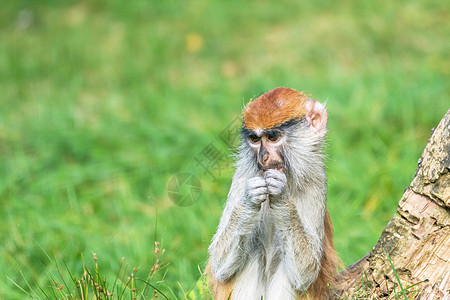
<box><xmin>137</xmin><ymin>278</ymin><xmax>170</xmax><ymax>300</ymax></box>
<box><xmin>383</xmin><ymin>248</ymin><xmax>407</xmax><ymax>300</ymax></box>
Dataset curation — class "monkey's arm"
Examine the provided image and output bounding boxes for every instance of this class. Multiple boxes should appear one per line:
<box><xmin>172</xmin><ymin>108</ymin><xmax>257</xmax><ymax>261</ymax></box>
<box><xmin>275</xmin><ymin>203</ymin><xmax>323</xmax><ymax>290</ymax></box>
<box><xmin>266</xmin><ymin>170</ymin><xmax>324</xmax><ymax>291</ymax></box>
<box><xmin>208</xmin><ymin>175</ymin><xmax>267</xmax><ymax>282</ymax></box>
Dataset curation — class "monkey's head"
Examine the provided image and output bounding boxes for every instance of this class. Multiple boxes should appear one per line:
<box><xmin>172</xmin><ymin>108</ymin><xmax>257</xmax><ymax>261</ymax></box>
<box><xmin>241</xmin><ymin>87</ymin><xmax>327</xmax><ymax>174</ymax></box>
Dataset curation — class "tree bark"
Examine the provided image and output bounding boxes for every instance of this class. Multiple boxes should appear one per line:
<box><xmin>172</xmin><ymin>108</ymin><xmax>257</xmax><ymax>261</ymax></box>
<box><xmin>335</xmin><ymin>110</ymin><xmax>450</xmax><ymax>299</ymax></box>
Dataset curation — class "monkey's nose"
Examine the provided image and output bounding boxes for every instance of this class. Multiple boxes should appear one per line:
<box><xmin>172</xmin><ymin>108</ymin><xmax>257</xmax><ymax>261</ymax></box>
<box><xmin>258</xmin><ymin>154</ymin><xmax>270</xmax><ymax>169</ymax></box>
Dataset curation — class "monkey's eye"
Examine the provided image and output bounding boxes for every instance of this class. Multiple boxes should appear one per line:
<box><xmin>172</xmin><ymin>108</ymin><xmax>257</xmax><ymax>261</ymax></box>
<box><xmin>267</xmin><ymin>131</ymin><xmax>281</xmax><ymax>142</ymax></box>
<box><xmin>248</xmin><ymin>134</ymin><xmax>261</xmax><ymax>144</ymax></box>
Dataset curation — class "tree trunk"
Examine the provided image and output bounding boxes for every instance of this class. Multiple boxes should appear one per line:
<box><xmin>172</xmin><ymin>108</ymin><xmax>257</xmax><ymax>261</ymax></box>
<box><xmin>335</xmin><ymin>110</ymin><xmax>450</xmax><ymax>299</ymax></box>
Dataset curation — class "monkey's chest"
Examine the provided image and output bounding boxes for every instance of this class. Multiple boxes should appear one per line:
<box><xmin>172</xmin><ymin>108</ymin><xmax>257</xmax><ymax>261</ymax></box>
<box><xmin>231</xmin><ymin>206</ymin><xmax>296</xmax><ymax>300</ymax></box>
<box><xmin>252</xmin><ymin>208</ymin><xmax>282</xmax><ymax>282</ymax></box>
<box><xmin>232</xmin><ymin>236</ymin><xmax>295</xmax><ymax>300</ymax></box>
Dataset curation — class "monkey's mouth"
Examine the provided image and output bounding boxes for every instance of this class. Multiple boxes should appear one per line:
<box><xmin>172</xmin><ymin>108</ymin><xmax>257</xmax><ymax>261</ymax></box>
<box><xmin>259</xmin><ymin>162</ymin><xmax>285</xmax><ymax>173</ymax></box>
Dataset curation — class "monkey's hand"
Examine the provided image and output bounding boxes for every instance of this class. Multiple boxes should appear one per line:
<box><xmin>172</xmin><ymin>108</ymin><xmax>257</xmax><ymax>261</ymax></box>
<box><xmin>264</xmin><ymin>169</ymin><xmax>287</xmax><ymax>197</ymax></box>
<box><xmin>243</xmin><ymin>176</ymin><xmax>269</xmax><ymax>210</ymax></box>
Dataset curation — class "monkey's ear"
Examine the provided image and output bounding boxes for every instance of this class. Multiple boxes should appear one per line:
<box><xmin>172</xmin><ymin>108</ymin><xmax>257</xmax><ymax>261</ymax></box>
<box><xmin>305</xmin><ymin>100</ymin><xmax>327</xmax><ymax>137</ymax></box>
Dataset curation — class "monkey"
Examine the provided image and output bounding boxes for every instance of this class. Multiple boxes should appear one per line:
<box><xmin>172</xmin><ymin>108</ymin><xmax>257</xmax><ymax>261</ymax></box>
<box><xmin>206</xmin><ymin>87</ymin><xmax>340</xmax><ymax>300</ymax></box>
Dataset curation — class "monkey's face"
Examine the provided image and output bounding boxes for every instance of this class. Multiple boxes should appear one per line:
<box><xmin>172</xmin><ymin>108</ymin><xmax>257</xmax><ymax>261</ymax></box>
<box><xmin>244</xmin><ymin>128</ymin><xmax>285</xmax><ymax>172</ymax></box>
<box><xmin>241</xmin><ymin>87</ymin><xmax>328</xmax><ymax>175</ymax></box>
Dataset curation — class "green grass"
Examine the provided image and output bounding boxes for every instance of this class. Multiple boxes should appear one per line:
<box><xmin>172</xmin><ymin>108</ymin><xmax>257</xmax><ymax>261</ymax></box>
<box><xmin>0</xmin><ymin>0</ymin><xmax>448</xmax><ymax>298</ymax></box>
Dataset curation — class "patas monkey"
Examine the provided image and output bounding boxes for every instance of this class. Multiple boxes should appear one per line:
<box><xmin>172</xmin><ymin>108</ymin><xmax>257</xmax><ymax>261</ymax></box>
<box><xmin>207</xmin><ymin>87</ymin><xmax>339</xmax><ymax>299</ymax></box>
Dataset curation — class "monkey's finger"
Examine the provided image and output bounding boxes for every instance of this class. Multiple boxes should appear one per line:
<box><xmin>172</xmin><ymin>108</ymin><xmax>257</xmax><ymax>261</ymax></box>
<box><xmin>251</xmin><ymin>193</ymin><xmax>267</xmax><ymax>204</ymax></box>
<box><xmin>247</xmin><ymin>177</ymin><xmax>268</xmax><ymax>189</ymax></box>
<box><xmin>267</xmin><ymin>184</ymin><xmax>283</xmax><ymax>195</ymax></box>
<box><xmin>266</xmin><ymin>177</ymin><xmax>287</xmax><ymax>188</ymax></box>
<box><xmin>264</xmin><ymin>169</ymin><xmax>287</xmax><ymax>183</ymax></box>
<box><xmin>268</xmin><ymin>187</ymin><xmax>283</xmax><ymax>196</ymax></box>
<box><xmin>266</xmin><ymin>176</ymin><xmax>285</xmax><ymax>196</ymax></box>
<box><xmin>248</xmin><ymin>186</ymin><xmax>269</xmax><ymax>197</ymax></box>
<box><xmin>266</xmin><ymin>172</ymin><xmax>287</xmax><ymax>184</ymax></box>
<box><xmin>264</xmin><ymin>169</ymin><xmax>283</xmax><ymax>176</ymax></box>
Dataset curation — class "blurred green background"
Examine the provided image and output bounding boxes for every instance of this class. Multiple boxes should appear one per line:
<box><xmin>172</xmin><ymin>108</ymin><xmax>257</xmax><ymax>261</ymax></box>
<box><xmin>0</xmin><ymin>0</ymin><xmax>448</xmax><ymax>298</ymax></box>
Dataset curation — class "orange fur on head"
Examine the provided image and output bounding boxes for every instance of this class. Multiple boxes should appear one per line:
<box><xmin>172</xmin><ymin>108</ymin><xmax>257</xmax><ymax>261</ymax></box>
<box><xmin>243</xmin><ymin>87</ymin><xmax>310</xmax><ymax>130</ymax></box>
